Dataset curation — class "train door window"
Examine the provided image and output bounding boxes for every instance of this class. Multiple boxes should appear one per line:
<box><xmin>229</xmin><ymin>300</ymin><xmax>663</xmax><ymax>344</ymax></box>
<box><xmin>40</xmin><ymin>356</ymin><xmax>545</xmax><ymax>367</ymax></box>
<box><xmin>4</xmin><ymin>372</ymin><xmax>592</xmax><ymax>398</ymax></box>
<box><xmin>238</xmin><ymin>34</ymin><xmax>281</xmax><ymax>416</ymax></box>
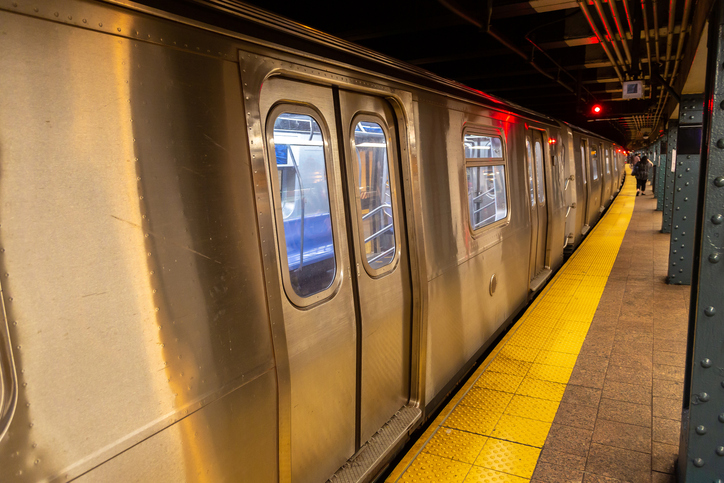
<box><xmin>463</xmin><ymin>131</ymin><xmax>508</xmax><ymax>231</ymax></box>
<box><xmin>590</xmin><ymin>144</ymin><xmax>599</xmax><ymax>180</ymax></box>
<box><xmin>605</xmin><ymin>148</ymin><xmax>611</xmax><ymax>174</ymax></box>
<box><xmin>269</xmin><ymin>109</ymin><xmax>337</xmax><ymax>299</ymax></box>
<box><xmin>613</xmin><ymin>152</ymin><xmax>618</xmax><ymax>173</ymax></box>
<box><xmin>351</xmin><ymin>118</ymin><xmax>396</xmax><ymax>272</ymax></box>
<box><xmin>534</xmin><ymin>136</ymin><xmax>545</xmax><ymax>204</ymax></box>
<box><xmin>580</xmin><ymin>141</ymin><xmax>587</xmax><ymax>184</ymax></box>
<box><xmin>526</xmin><ymin>136</ymin><xmax>536</xmax><ymax>206</ymax></box>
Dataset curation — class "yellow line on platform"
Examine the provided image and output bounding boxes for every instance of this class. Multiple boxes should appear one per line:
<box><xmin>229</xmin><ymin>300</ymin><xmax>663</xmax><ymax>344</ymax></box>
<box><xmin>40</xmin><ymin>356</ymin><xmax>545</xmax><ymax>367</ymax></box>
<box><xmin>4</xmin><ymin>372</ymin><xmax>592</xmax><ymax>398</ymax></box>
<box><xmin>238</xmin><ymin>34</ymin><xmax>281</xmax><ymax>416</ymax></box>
<box><xmin>387</xmin><ymin>169</ymin><xmax>636</xmax><ymax>483</ymax></box>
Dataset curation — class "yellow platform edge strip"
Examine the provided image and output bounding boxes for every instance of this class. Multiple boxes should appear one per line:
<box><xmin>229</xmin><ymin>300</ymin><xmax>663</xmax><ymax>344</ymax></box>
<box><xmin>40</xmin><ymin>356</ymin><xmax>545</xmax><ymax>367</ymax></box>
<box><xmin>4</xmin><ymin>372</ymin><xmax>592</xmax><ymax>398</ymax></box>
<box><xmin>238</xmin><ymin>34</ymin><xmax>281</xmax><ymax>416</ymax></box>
<box><xmin>387</xmin><ymin>169</ymin><xmax>636</xmax><ymax>483</ymax></box>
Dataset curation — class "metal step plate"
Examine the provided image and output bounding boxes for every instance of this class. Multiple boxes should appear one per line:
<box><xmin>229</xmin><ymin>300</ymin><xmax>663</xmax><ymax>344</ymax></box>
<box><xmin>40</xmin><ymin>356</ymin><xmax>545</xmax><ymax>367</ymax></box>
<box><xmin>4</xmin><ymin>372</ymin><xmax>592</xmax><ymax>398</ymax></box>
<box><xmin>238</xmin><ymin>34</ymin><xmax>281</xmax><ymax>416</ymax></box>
<box><xmin>328</xmin><ymin>406</ymin><xmax>422</xmax><ymax>483</ymax></box>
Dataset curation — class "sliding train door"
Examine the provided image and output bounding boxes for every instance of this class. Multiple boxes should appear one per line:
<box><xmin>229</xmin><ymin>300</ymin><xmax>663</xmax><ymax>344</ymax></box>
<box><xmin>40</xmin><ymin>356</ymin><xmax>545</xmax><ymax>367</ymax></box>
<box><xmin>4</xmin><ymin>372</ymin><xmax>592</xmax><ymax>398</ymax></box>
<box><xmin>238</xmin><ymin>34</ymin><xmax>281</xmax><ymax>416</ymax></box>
<box><xmin>587</xmin><ymin>140</ymin><xmax>603</xmax><ymax>223</ymax></box>
<box><xmin>259</xmin><ymin>77</ymin><xmax>411</xmax><ymax>483</ymax></box>
<box><xmin>526</xmin><ymin>129</ymin><xmax>549</xmax><ymax>288</ymax></box>
<box><xmin>579</xmin><ymin>139</ymin><xmax>590</xmax><ymax>232</ymax></box>
<box><xmin>338</xmin><ymin>89</ymin><xmax>412</xmax><ymax>445</ymax></box>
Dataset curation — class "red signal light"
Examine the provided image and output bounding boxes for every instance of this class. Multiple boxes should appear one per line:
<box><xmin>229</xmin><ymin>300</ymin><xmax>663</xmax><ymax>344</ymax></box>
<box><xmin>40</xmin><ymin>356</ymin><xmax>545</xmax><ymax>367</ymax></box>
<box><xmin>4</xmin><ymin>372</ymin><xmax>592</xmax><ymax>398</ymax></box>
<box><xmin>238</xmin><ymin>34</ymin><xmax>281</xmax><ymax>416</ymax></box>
<box><xmin>548</xmin><ymin>138</ymin><xmax>557</xmax><ymax>145</ymax></box>
<box><xmin>592</xmin><ymin>104</ymin><xmax>602</xmax><ymax>114</ymax></box>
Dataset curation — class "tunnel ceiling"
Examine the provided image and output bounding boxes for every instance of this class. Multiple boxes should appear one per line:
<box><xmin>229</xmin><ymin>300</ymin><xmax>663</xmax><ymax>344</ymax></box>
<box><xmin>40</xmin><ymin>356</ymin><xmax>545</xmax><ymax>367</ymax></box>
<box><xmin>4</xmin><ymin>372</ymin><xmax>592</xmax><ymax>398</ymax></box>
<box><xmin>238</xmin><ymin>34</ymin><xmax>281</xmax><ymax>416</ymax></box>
<box><xmin>223</xmin><ymin>0</ymin><xmax>713</xmax><ymax>148</ymax></box>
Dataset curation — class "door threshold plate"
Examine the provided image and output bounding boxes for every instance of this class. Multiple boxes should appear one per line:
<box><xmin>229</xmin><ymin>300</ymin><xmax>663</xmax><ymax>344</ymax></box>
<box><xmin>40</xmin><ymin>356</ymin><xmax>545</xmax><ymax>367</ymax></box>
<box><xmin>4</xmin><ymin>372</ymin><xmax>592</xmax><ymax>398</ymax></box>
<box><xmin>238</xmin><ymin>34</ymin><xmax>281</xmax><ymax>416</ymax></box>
<box><xmin>530</xmin><ymin>267</ymin><xmax>553</xmax><ymax>292</ymax></box>
<box><xmin>328</xmin><ymin>406</ymin><xmax>421</xmax><ymax>483</ymax></box>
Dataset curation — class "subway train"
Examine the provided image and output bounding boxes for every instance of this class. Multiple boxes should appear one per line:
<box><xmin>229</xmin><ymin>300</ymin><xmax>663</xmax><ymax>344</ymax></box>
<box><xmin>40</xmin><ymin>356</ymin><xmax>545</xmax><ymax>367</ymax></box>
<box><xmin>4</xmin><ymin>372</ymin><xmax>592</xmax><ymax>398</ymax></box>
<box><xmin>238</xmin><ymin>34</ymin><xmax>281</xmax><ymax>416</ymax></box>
<box><xmin>0</xmin><ymin>1</ymin><xmax>626</xmax><ymax>482</ymax></box>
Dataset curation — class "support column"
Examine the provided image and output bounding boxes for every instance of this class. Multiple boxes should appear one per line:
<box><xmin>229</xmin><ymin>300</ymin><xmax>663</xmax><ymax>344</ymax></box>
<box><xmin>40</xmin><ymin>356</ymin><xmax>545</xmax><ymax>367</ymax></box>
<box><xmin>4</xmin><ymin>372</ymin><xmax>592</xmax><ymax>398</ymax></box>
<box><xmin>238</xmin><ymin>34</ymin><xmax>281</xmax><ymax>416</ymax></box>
<box><xmin>678</xmin><ymin>1</ymin><xmax>724</xmax><ymax>479</ymax></box>
<box><xmin>668</xmin><ymin>95</ymin><xmax>705</xmax><ymax>285</ymax></box>
<box><xmin>657</xmin><ymin>138</ymin><xmax>668</xmax><ymax>211</ymax></box>
<box><xmin>662</xmin><ymin>120</ymin><xmax>679</xmax><ymax>233</ymax></box>
<box><xmin>652</xmin><ymin>140</ymin><xmax>660</xmax><ymax>197</ymax></box>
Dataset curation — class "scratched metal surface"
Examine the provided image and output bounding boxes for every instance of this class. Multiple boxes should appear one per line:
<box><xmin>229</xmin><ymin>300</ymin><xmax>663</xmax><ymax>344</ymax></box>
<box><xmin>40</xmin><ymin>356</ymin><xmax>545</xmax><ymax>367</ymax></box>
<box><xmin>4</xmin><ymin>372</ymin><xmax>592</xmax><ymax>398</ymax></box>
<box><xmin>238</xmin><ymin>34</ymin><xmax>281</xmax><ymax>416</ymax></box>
<box><xmin>0</xmin><ymin>6</ymin><xmax>276</xmax><ymax>481</ymax></box>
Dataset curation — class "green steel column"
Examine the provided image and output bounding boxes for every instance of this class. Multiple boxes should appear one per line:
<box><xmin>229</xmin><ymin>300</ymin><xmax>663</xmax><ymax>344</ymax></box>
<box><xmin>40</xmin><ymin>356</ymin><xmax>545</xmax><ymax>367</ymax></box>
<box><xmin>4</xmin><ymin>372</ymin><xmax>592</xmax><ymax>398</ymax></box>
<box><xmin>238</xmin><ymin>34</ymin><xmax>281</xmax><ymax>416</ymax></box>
<box><xmin>657</xmin><ymin>138</ymin><xmax>667</xmax><ymax>211</ymax></box>
<box><xmin>668</xmin><ymin>95</ymin><xmax>705</xmax><ymax>285</ymax></box>
<box><xmin>652</xmin><ymin>140</ymin><xmax>660</xmax><ymax>197</ymax></box>
<box><xmin>662</xmin><ymin>121</ymin><xmax>679</xmax><ymax>233</ymax></box>
<box><xmin>678</xmin><ymin>1</ymin><xmax>724</xmax><ymax>479</ymax></box>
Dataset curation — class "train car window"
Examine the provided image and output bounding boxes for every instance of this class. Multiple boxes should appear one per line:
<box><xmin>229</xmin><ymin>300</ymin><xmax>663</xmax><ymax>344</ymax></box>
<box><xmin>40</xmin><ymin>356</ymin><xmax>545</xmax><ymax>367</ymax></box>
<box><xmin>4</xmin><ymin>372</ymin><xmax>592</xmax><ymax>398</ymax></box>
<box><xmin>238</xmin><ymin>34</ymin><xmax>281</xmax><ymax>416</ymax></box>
<box><xmin>613</xmin><ymin>151</ymin><xmax>618</xmax><ymax>173</ymax></box>
<box><xmin>467</xmin><ymin>166</ymin><xmax>507</xmax><ymax>229</ymax></box>
<box><xmin>580</xmin><ymin>142</ymin><xmax>587</xmax><ymax>184</ymax></box>
<box><xmin>526</xmin><ymin>137</ymin><xmax>536</xmax><ymax>206</ymax></box>
<box><xmin>590</xmin><ymin>144</ymin><xmax>599</xmax><ymax>180</ymax></box>
<box><xmin>271</xmin><ymin>112</ymin><xmax>337</xmax><ymax>298</ymax></box>
<box><xmin>534</xmin><ymin>138</ymin><xmax>546</xmax><ymax>204</ymax></box>
<box><xmin>464</xmin><ymin>134</ymin><xmax>503</xmax><ymax>158</ymax></box>
<box><xmin>464</xmin><ymin>132</ymin><xmax>508</xmax><ymax>231</ymax></box>
<box><xmin>605</xmin><ymin>148</ymin><xmax>611</xmax><ymax>174</ymax></box>
<box><xmin>352</xmin><ymin>120</ymin><xmax>396</xmax><ymax>270</ymax></box>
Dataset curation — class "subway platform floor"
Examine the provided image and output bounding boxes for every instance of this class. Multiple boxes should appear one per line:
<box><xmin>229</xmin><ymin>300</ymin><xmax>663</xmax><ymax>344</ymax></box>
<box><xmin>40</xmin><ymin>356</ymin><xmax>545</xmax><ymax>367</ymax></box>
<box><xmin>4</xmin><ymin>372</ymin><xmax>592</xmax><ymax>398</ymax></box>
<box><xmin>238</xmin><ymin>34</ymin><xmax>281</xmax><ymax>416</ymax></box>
<box><xmin>386</xmin><ymin>176</ymin><xmax>689</xmax><ymax>483</ymax></box>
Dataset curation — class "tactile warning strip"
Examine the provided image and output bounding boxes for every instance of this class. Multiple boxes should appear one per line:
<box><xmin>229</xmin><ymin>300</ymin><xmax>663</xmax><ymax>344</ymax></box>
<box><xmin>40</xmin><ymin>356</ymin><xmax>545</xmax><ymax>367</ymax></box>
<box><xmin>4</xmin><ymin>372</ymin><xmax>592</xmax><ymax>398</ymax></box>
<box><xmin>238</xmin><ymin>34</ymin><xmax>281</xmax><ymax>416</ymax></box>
<box><xmin>387</xmin><ymin>170</ymin><xmax>636</xmax><ymax>482</ymax></box>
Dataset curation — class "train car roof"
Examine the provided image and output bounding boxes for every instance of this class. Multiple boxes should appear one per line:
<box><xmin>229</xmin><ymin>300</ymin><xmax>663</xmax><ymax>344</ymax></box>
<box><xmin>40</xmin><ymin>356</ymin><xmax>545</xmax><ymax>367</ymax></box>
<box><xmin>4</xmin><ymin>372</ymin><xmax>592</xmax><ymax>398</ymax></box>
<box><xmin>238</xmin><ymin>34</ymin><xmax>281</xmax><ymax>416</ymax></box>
<box><xmin>128</xmin><ymin>0</ymin><xmax>614</xmax><ymax>143</ymax></box>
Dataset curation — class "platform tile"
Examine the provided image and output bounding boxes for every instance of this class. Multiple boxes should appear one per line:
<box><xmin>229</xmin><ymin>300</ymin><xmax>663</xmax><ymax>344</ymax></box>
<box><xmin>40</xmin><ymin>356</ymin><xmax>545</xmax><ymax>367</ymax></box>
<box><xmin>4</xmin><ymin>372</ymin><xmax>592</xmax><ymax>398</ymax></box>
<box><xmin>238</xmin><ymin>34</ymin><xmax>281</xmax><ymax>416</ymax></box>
<box><xmin>516</xmin><ymin>377</ymin><xmax>567</xmax><ymax>401</ymax></box>
<box><xmin>534</xmin><ymin>350</ymin><xmax>579</xmax><ymax>368</ymax></box>
<box><xmin>504</xmin><ymin>394</ymin><xmax>559</xmax><ymax>423</ymax></box>
<box><xmin>512</xmin><ymin>325</ymin><xmax>556</xmax><ymax>339</ymax></box>
<box><xmin>527</xmin><ymin>363</ymin><xmax>574</xmax><ymax>384</ymax></box>
<box><xmin>474</xmin><ymin>438</ymin><xmax>540</xmax><ymax>478</ymax></box>
<box><xmin>397</xmin><ymin>453</ymin><xmax>471</xmax><ymax>483</ymax></box>
<box><xmin>486</xmin><ymin>357</ymin><xmax>533</xmax><ymax>377</ymax></box>
<box><xmin>445</xmin><ymin>405</ymin><xmax>502</xmax><ymax>435</ymax></box>
<box><xmin>498</xmin><ymin>345</ymin><xmax>540</xmax><ymax>363</ymax></box>
<box><xmin>475</xmin><ymin>371</ymin><xmax>524</xmax><ymax>394</ymax></box>
<box><xmin>462</xmin><ymin>388</ymin><xmax>514</xmax><ymax>414</ymax></box>
<box><xmin>508</xmin><ymin>334</ymin><xmax>548</xmax><ymax>349</ymax></box>
<box><xmin>424</xmin><ymin>427</ymin><xmax>488</xmax><ymax>464</ymax></box>
<box><xmin>490</xmin><ymin>415</ymin><xmax>551</xmax><ymax>447</ymax></box>
<box><xmin>463</xmin><ymin>466</ymin><xmax>529</xmax><ymax>483</ymax></box>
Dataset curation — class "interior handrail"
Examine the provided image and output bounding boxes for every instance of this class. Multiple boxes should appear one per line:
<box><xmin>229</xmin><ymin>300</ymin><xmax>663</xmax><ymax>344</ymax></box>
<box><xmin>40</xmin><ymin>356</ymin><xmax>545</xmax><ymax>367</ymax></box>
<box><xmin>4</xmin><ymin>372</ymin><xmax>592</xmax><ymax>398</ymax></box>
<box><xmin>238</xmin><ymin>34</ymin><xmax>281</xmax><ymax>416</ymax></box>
<box><xmin>473</xmin><ymin>200</ymin><xmax>496</xmax><ymax>215</ymax></box>
<box><xmin>368</xmin><ymin>246</ymin><xmax>395</xmax><ymax>264</ymax></box>
<box><xmin>362</xmin><ymin>203</ymin><xmax>393</xmax><ymax>221</ymax></box>
<box><xmin>472</xmin><ymin>187</ymin><xmax>495</xmax><ymax>202</ymax></box>
<box><xmin>364</xmin><ymin>223</ymin><xmax>394</xmax><ymax>243</ymax></box>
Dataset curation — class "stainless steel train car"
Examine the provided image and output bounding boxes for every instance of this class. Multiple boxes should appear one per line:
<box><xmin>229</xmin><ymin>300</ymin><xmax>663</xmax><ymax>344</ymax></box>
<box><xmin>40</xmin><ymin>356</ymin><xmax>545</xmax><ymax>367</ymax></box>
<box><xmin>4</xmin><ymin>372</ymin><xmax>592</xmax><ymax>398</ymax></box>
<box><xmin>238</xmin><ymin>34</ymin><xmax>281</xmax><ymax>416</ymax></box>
<box><xmin>0</xmin><ymin>1</ymin><xmax>625</xmax><ymax>481</ymax></box>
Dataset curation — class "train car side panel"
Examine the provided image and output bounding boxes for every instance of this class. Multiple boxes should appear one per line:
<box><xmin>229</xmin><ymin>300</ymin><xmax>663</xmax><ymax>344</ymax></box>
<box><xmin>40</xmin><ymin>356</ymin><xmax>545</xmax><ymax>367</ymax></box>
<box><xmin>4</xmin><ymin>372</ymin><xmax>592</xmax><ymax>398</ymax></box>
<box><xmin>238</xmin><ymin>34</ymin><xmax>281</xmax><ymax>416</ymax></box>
<box><xmin>0</xmin><ymin>11</ymin><xmax>277</xmax><ymax>482</ymax></box>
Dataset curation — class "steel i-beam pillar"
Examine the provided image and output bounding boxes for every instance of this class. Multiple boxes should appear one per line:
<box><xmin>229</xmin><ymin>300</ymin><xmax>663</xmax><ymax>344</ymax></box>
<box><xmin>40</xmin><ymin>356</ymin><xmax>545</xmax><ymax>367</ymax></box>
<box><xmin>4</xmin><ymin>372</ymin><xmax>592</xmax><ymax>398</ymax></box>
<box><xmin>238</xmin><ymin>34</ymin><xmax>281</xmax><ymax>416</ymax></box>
<box><xmin>657</xmin><ymin>137</ymin><xmax>668</xmax><ymax>211</ymax></box>
<box><xmin>668</xmin><ymin>95</ymin><xmax>705</xmax><ymax>285</ymax></box>
<box><xmin>678</xmin><ymin>1</ymin><xmax>724</xmax><ymax>479</ymax></box>
<box><xmin>662</xmin><ymin>120</ymin><xmax>679</xmax><ymax>233</ymax></box>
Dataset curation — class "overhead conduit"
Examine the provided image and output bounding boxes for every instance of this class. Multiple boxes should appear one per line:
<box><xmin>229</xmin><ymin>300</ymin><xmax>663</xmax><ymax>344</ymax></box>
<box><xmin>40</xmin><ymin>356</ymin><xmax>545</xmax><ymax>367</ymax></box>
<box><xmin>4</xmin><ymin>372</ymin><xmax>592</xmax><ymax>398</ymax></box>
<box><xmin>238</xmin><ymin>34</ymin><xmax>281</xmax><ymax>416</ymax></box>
<box><xmin>437</xmin><ymin>0</ymin><xmax>581</xmax><ymax>94</ymax></box>
<box><xmin>577</xmin><ymin>0</ymin><xmax>625</xmax><ymax>82</ymax></box>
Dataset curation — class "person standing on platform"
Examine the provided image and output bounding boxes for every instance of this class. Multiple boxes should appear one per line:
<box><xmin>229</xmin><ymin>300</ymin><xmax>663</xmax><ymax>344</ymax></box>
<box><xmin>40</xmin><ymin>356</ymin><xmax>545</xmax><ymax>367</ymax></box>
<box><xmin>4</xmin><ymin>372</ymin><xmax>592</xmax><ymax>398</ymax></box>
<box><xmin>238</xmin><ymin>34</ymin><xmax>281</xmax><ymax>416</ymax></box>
<box><xmin>633</xmin><ymin>154</ymin><xmax>653</xmax><ymax>196</ymax></box>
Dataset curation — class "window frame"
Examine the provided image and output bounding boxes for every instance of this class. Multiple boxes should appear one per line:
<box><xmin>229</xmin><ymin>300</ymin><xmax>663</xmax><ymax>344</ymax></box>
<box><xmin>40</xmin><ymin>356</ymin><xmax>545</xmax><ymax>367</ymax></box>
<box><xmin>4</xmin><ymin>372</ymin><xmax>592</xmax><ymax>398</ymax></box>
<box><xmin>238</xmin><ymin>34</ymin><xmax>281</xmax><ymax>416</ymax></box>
<box><xmin>348</xmin><ymin>113</ymin><xmax>401</xmax><ymax>278</ymax></box>
<box><xmin>533</xmin><ymin>134</ymin><xmax>546</xmax><ymax>206</ymax></box>
<box><xmin>525</xmin><ymin>135</ymin><xmax>536</xmax><ymax>207</ymax></box>
<box><xmin>462</xmin><ymin>126</ymin><xmax>511</xmax><ymax>237</ymax></box>
<box><xmin>266</xmin><ymin>102</ymin><xmax>343</xmax><ymax>308</ymax></box>
<box><xmin>590</xmin><ymin>142</ymin><xmax>599</xmax><ymax>181</ymax></box>
<box><xmin>580</xmin><ymin>139</ymin><xmax>588</xmax><ymax>185</ymax></box>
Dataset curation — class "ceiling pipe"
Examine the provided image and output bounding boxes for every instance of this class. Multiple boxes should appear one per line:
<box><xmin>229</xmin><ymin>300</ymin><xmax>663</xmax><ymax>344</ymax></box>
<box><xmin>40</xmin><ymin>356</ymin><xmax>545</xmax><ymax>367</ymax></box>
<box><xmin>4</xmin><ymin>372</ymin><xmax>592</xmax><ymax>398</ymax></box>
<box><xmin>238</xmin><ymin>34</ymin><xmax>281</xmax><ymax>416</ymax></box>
<box><xmin>671</xmin><ymin>0</ymin><xmax>693</xmax><ymax>83</ymax></box>
<box><xmin>621</xmin><ymin>0</ymin><xmax>635</xmax><ymax>35</ymax></box>
<box><xmin>640</xmin><ymin>0</ymin><xmax>654</xmax><ymax>81</ymax></box>
<box><xmin>652</xmin><ymin>0</ymin><xmax>662</xmax><ymax>62</ymax></box>
<box><xmin>577</xmin><ymin>0</ymin><xmax>625</xmax><ymax>82</ymax></box>
<box><xmin>487</xmin><ymin>29</ymin><xmax>574</xmax><ymax>92</ymax></box>
<box><xmin>592</xmin><ymin>0</ymin><xmax>629</xmax><ymax>74</ymax></box>
<box><xmin>607</xmin><ymin>0</ymin><xmax>633</xmax><ymax>67</ymax></box>
<box><xmin>524</xmin><ymin>37</ymin><xmax>596</xmax><ymax>97</ymax></box>
<box><xmin>436</xmin><ymin>0</ymin><xmax>577</xmax><ymax>93</ymax></box>
<box><xmin>663</xmin><ymin>0</ymin><xmax>677</xmax><ymax>79</ymax></box>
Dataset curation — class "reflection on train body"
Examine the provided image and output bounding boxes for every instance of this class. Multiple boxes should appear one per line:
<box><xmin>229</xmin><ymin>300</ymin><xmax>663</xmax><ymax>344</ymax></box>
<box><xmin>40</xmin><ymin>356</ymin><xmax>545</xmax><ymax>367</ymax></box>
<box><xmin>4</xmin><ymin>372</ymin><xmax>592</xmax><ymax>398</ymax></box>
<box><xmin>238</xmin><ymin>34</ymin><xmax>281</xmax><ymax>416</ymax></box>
<box><xmin>0</xmin><ymin>2</ymin><xmax>627</xmax><ymax>482</ymax></box>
